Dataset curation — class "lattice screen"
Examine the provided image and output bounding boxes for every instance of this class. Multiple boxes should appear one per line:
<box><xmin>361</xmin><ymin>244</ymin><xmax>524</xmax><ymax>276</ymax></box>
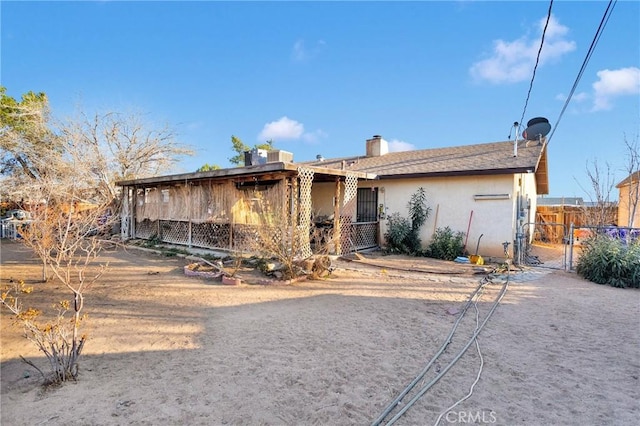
<box><xmin>130</xmin><ymin>176</ymin><xmax>318</xmax><ymax>254</ymax></box>
<box><xmin>121</xmin><ymin>187</ymin><xmax>131</xmax><ymax>240</ymax></box>
<box><xmin>351</xmin><ymin>222</ymin><xmax>378</xmax><ymax>251</ymax></box>
<box><xmin>135</xmin><ymin>218</ymin><xmax>158</xmax><ymax>239</ymax></box>
<box><xmin>191</xmin><ymin>222</ymin><xmax>231</xmax><ymax>249</ymax></box>
<box><xmin>298</xmin><ymin>167</ymin><xmax>315</xmax><ymax>258</ymax></box>
<box><xmin>159</xmin><ymin>220</ymin><xmax>189</xmax><ymax>244</ymax></box>
<box><xmin>340</xmin><ymin>173</ymin><xmax>359</xmax><ymax>253</ymax></box>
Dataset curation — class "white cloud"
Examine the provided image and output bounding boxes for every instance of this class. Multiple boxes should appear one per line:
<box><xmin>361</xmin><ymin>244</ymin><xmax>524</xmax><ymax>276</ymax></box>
<box><xmin>257</xmin><ymin>116</ymin><xmax>326</xmax><ymax>144</ymax></box>
<box><xmin>258</xmin><ymin>116</ymin><xmax>304</xmax><ymax>142</ymax></box>
<box><xmin>555</xmin><ymin>91</ymin><xmax>588</xmax><ymax>103</ymax></box>
<box><xmin>541</xmin><ymin>13</ymin><xmax>568</xmax><ymax>39</ymax></box>
<box><xmin>470</xmin><ymin>14</ymin><xmax>575</xmax><ymax>84</ymax></box>
<box><xmin>573</xmin><ymin>92</ymin><xmax>589</xmax><ymax>102</ymax></box>
<box><xmin>291</xmin><ymin>39</ymin><xmax>326</xmax><ymax>62</ymax></box>
<box><xmin>302</xmin><ymin>129</ymin><xmax>328</xmax><ymax>144</ymax></box>
<box><xmin>292</xmin><ymin>39</ymin><xmax>306</xmax><ymax>62</ymax></box>
<box><xmin>592</xmin><ymin>67</ymin><xmax>640</xmax><ymax>111</ymax></box>
<box><xmin>388</xmin><ymin>139</ymin><xmax>415</xmax><ymax>152</ymax></box>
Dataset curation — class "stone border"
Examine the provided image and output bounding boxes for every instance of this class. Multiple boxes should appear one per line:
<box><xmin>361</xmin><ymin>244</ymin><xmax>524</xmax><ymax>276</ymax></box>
<box><xmin>183</xmin><ymin>262</ymin><xmax>223</xmax><ymax>280</ymax></box>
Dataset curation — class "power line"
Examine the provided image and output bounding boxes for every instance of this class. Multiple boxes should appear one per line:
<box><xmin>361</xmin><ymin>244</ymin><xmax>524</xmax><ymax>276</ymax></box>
<box><xmin>547</xmin><ymin>0</ymin><xmax>618</xmax><ymax>145</ymax></box>
<box><xmin>518</xmin><ymin>0</ymin><xmax>555</xmax><ymax>135</ymax></box>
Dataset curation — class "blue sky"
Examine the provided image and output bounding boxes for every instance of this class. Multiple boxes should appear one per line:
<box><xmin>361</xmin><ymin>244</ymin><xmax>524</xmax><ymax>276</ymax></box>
<box><xmin>2</xmin><ymin>1</ymin><xmax>639</xmax><ymax>198</ymax></box>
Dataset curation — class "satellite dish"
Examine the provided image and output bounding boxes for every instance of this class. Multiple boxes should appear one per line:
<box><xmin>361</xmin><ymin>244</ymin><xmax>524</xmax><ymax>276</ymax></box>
<box><xmin>522</xmin><ymin>117</ymin><xmax>551</xmax><ymax>141</ymax></box>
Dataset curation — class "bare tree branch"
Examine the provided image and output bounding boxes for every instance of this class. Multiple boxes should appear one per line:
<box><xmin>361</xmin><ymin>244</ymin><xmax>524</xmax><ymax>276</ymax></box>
<box><xmin>622</xmin><ymin>133</ymin><xmax>639</xmax><ymax>228</ymax></box>
<box><xmin>577</xmin><ymin>159</ymin><xmax>618</xmax><ymax>226</ymax></box>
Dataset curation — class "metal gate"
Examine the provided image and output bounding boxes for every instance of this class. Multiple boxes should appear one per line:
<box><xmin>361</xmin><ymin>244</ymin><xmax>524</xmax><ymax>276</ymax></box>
<box><xmin>517</xmin><ymin>222</ymin><xmax>568</xmax><ymax>270</ymax></box>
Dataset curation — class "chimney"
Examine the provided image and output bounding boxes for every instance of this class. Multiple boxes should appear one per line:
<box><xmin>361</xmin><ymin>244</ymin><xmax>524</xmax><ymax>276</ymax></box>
<box><xmin>366</xmin><ymin>135</ymin><xmax>389</xmax><ymax>157</ymax></box>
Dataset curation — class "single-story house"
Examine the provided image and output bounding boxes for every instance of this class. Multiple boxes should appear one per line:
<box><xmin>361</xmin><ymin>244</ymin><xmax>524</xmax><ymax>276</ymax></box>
<box><xmin>116</xmin><ymin>135</ymin><xmax>548</xmax><ymax>260</ymax></box>
<box><xmin>617</xmin><ymin>171</ymin><xmax>640</xmax><ymax>227</ymax></box>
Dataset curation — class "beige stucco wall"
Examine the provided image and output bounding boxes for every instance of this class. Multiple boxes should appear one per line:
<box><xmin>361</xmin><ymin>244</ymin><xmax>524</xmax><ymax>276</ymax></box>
<box><xmin>310</xmin><ymin>172</ymin><xmax>540</xmax><ymax>258</ymax></box>
<box><xmin>364</xmin><ymin>176</ymin><xmax>516</xmax><ymax>258</ymax></box>
<box><xmin>310</xmin><ymin>182</ymin><xmax>340</xmax><ymax>219</ymax></box>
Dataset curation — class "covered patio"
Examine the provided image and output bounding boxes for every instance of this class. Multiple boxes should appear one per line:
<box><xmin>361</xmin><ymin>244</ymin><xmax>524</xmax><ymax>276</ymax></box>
<box><xmin>117</xmin><ymin>163</ymin><xmax>377</xmax><ymax>257</ymax></box>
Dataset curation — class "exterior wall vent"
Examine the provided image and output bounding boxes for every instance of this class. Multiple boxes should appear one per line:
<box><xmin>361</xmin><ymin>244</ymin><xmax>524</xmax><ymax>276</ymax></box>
<box><xmin>474</xmin><ymin>193</ymin><xmax>511</xmax><ymax>200</ymax></box>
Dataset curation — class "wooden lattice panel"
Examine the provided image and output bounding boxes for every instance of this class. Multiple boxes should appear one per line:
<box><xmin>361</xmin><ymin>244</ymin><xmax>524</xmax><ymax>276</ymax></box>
<box><xmin>297</xmin><ymin>167</ymin><xmax>315</xmax><ymax>258</ymax></box>
<box><xmin>351</xmin><ymin>222</ymin><xmax>378</xmax><ymax>250</ymax></box>
<box><xmin>121</xmin><ymin>188</ymin><xmax>132</xmax><ymax>240</ymax></box>
<box><xmin>191</xmin><ymin>222</ymin><xmax>231</xmax><ymax>249</ymax></box>
<box><xmin>343</xmin><ymin>173</ymin><xmax>358</xmax><ymax>215</ymax></box>
<box><xmin>135</xmin><ymin>219</ymin><xmax>158</xmax><ymax>239</ymax></box>
<box><xmin>231</xmin><ymin>224</ymin><xmax>261</xmax><ymax>252</ymax></box>
<box><xmin>159</xmin><ymin>220</ymin><xmax>189</xmax><ymax>245</ymax></box>
<box><xmin>340</xmin><ymin>173</ymin><xmax>359</xmax><ymax>253</ymax></box>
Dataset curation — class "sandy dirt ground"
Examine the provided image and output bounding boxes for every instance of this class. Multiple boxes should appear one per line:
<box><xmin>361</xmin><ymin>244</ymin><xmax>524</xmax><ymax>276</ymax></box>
<box><xmin>1</xmin><ymin>240</ymin><xmax>638</xmax><ymax>425</ymax></box>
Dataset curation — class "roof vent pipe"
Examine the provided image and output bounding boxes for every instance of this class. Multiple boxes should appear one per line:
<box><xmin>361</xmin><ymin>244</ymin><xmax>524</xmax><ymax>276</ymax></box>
<box><xmin>512</xmin><ymin>122</ymin><xmax>519</xmax><ymax>157</ymax></box>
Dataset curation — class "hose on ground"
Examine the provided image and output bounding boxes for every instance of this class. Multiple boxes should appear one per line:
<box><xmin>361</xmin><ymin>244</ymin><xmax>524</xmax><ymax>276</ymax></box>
<box><xmin>383</xmin><ymin>269</ymin><xmax>510</xmax><ymax>425</ymax></box>
<box><xmin>433</xmin><ymin>283</ymin><xmax>486</xmax><ymax>426</ymax></box>
<box><xmin>370</xmin><ymin>273</ymin><xmax>495</xmax><ymax>426</ymax></box>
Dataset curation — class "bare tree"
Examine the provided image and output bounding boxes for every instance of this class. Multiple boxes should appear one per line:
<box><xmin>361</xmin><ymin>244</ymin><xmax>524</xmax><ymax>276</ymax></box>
<box><xmin>578</xmin><ymin>159</ymin><xmax>618</xmax><ymax>226</ymax></box>
<box><xmin>1</xmin><ymin>235</ymin><xmax>107</xmax><ymax>383</ymax></box>
<box><xmin>245</xmin><ymin>191</ymin><xmax>332</xmax><ymax>280</ymax></box>
<box><xmin>621</xmin><ymin>133</ymin><xmax>639</xmax><ymax>228</ymax></box>
<box><xmin>2</xmin><ymin>87</ymin><xmax>193</xmax><ymax>208</ymax></box>
<box><xmin>1</xmin><ymin>136</ymin><xmax>114</xmax><ymax>383</ymax></box>
<box><xmin>1</xmin><ymin>89</ymin><xmax>192</xmax><ymax>384</ymax></box>
<box><xmin>61</xmin><ymin>111</ymin><xmax>195</xmax><ymax>203</ymax></box>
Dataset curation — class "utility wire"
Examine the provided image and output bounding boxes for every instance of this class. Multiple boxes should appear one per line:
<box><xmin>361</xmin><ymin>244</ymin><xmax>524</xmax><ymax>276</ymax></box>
<box><xmin>547</xmin><ymin>0</ymin><xmax>617</xmax><ymax>145</ymax></box>
<box><xmin>518</xmin><ymin>0</ymin><xmax>554</xmax><ymax>135</ymax></box>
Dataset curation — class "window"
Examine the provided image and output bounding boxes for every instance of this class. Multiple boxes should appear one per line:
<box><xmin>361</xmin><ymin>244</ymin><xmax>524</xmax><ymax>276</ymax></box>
<box><xmin>357</xmin><ymin>187</ymin><xmax>378</xmax><ymax>222</ymax></box>
<box><xmin>144</xmin><ymin>188</ymin><xmax>156</xmax><ymax>204</ymax></box>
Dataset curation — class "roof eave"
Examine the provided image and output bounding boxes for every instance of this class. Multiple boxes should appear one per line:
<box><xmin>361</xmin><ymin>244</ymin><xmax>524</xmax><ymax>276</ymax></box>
<box><xmin>534</xmin><ymin>143</ymin><xmax>549</xmax><ymax>195</ymax></box>
<box><xmin>116</xmin><ymin>162</ymin><xmax>375</xmax><ymax>187</ymax></box>
<box><xmin>375</xmin><ymin>167</ymin><xmax>537</xmax><ymax>180</ymax></box>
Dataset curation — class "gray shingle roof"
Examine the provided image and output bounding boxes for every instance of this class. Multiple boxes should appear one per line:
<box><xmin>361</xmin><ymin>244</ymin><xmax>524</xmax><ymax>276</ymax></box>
<box><xmin>116</xmin><ymin>139</ymin><xmax>549</xmax><ymax>194</ymax></box>
<box><xmin>303</xmin><ymin>140</ymin><xmax>546</xmax><ymax>179</ymax></box>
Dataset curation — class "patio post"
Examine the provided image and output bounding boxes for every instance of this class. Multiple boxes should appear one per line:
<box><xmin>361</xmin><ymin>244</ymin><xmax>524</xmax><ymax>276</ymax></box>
<box><xmin>333</xmin><ymin>177</ymin><xmax>342</xmax><ymax>255</ymax></box>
